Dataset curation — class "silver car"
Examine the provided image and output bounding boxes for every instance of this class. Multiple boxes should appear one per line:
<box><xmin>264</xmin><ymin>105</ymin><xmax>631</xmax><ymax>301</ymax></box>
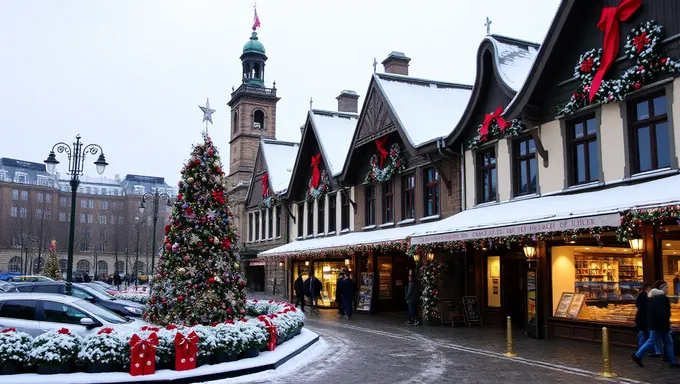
<box><xmin>0</xmin><ymin>292</ymin><xmax>151</xmax><ymax>338</ymax></box>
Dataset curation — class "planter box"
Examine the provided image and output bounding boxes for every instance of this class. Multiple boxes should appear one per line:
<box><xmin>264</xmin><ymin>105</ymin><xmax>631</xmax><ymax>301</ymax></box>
<box><xmin>38</xmin><ymin>364</ymin><xmax>70</xmax><ymax>375</ymax></box>
<box><xmin>0</xmin><ymin>364</ymin><xmax>18</xmax><ymax>375</ymax></box>
<box><xmin>294</xmin><ymin>328</ymin><xmax>301</xmax><ymax>336</ymax></box>
<box><xmin>214</xmin><ymin>352</ymin><xmax>239</xmax><ymax>364</ymax></box>
<box><xmin>242</xmin><ymin>347</ymin><xmax>259</xmax><ymax>359</ymax></box>
<box><xmin>86</xmin><ymin>362</ymin><xmax>122</xmax><ymax>373</ymax></box>
<box><xmin>197</xmin><ymin>355</ymin><xmax>211</xmax><ymax>367</ymax></box>
<box><xmin>156</xmin><ymin>361</ymin><xmax>173</xmax><ymax>371</ymax></box>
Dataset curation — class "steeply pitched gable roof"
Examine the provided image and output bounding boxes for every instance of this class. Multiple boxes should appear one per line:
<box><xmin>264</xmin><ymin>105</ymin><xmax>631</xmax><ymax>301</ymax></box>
<box><xmin>261</xmin><ymin>139</ymin><xmax>299</xmax><ymax>195</ymax></box>
<box><xmin>309</xmin><ymin>110</ymin><xmax>358</xmax><ymax>177</ymax></box>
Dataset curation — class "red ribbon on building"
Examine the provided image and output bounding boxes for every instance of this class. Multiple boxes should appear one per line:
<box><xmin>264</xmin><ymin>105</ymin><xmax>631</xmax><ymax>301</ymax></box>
<box><xmin>310</xmin><ymin>153</ymin><xmax>322</xmax><ymax>188</ymax></box>
<box><xmin>257</xmin><ymin>315</ymin><xmax>277</xmax><ymax>351</ymax></box>
<box><xmin>129</xmin><ymin>332</ymin><xmax>159</xmax><ymax>376</ymax></box>
<box><xmin>174</xmin><ymin>331</ymin><xmax>200</xmax><ymax>371</ymax></box>
<box><xmin>589</xmin><ymin>0</ymin><xmax>641</xmax><ymax>102</ymax></box>
<box><xmin>374</xmin><ymin>136</ymin><xmax>389</xmax><ymax>168</ymax></box>
<box><xmin>479</xmin><ymin>107</ymin><xmax>509</xmax><ymax>140</ymax></box>
<box><xmin>261</xmin><ymin>172</ymin><xmax>269</xmax><ymax>197</ymax></box>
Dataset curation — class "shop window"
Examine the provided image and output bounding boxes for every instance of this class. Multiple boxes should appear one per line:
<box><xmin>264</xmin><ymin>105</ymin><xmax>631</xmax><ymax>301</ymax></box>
<box><xmin>364</xmin><ymin>185</ymin><xmax>375</xmax><ymax>227</ymax></box>
<box><xmin>297</xmin><ymin>203</ymin><xmax>304</xmax><ymax>238</ymax></box>
<box><xmin>340</xmin><ymin>193</ymin><xmax>350</xmax><ymax>231</ymax></box>
<box><xmin>328</xmin><ymin>193</ymin><xmax>336</xmax><ymax>233</ymax></box>
<box><xmin>318</xmin><ymin>198</ymin><xmax>325</xmax><ymax>234</ymax></box>
<box><xmin>486</xmin><ymin>256</ymin><xmax>501</xmax><ymax>308</ymax></box>
<box><xmin>401</xmin><ymin>174</ymin><xmax>415</xmax><ymax>220</ymax></box>
<box><xmin>551</xmin><ymin>246</ymin><xmax>644</xmax><ymax>324</ymax></box>
<box><xmin>314</xmin><ymin>261</ymin><xmax>346</xmax><ymax>307</ymax></box>
<box><xmin>628</xmin><ymin>93</ymin><xmax>670</xmax><ymax>174</ymax></box>
<box><xmin>513</xmin><ymin>137</ymin><xmax>537</xmax><ymax>195</ymax></box>
<box><xmin>477</xmin><ymin>148</ymin><xmax>497</xmax><ymax>203</ymax></box>
<box><xmin>568</xmin><ymin>116</ymin><xmax>599</xmax><ymax>185</ymax></box>
<box><xmin>378</xmin><ymin>256</ymin><xmax>392</xmax><ymax>299</ymax></box>
<box><xmin>382</xmin><ymin>181</ymin><xmax>394</xmax><ymax>224</ymax></box>
<box><xmin>307</xmin><ymin>201</ymin><xmax>314</xmax><ymax>236</ymax></box>
<box><xmin>423</xmin><ymin>167</ymin><xmax>439</xmax><ymax>216</ymax></box>
<box><xmin>254</xmin><ymin>212</ymin><xmax>260</xmax><ymax>241</ymax></box>
<box><xmin>661</xmin><ymin>234</ymin><xmax>680</xmax><ymax>297</ymax></box>
<box><xmin>267</xmin><ymin>208</ymin><xmax>273</xmax><ymax>239</ymax></box>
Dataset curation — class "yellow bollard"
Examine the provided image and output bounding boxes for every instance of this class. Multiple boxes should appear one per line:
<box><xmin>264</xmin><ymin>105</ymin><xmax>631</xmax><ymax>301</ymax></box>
<box><xmin>503</xmin><ymin>316</ymin><xmax>518</xmax><ymax>357</ymax></box>
<box><xmin>597</xmin><ymin>327</ymin><xmax>617</xmax><ymax>377</ymax></box>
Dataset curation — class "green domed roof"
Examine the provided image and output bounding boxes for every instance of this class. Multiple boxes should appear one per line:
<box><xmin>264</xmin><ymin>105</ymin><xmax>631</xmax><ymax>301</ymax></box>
<box><xmin>243</xmin><ymin>32</ymin><xmax>266</xmax><ymax>55</ymax></box>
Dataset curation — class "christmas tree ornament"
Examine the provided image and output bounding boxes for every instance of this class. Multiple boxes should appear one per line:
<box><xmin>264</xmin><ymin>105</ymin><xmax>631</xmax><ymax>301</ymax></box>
<box><xmin>187</xmin><ymin>177</ymin><xmax>195</xmax><ymax>184</ymax></box>
<box><xmin>177</xmin><ymin>267</ymin><xmax>186</xmax><ymax>276</ymax></box>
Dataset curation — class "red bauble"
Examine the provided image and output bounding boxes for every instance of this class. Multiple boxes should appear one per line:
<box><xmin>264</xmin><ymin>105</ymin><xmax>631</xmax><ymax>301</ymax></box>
<box><xmin>183</xmin><ymin>256</ymin><xmax>189</xmax><ymax>262</ymax></box>
<box><xmin>633</xmin><ymin>82</ymin><xmax>642</xmax><ymax>90</ymax></box>
<box><xmin>239</xmin><ymin>281</ymin><xmax>245</xmax><ymax>287</ymax></box>
<box><xmin>177</xmin><ymin>295</ymin><xmax>184</xmax><ymax>302</ymax></box>
<box><xmin>661</xmin><ymin>57</ymin><xmax>668</xmax><ymax>65</ymax></box>
<box><xmin>202</xmin><ymin>249</ymin><xmax>207</xmax><ymax>254</ymax></box>
<box><xmin>208</xmin><ymin>277</ymin><xmax>215</xmax><ymax>285</ymax></box>
<box><xmin>209</xmin><ymin>237</ymin><xmax>214</xmax><ymax>244</ymax></box>
<box><xmin>162</xmin><ymin>298</ymin><xmax>167</xmax><ymax>303</ymax></box>
<box><xmin>226</xmin><ymin>308</ymin><xmax>232</xmax><ymax>314</ymax></box>
<box><xmin>151</xmin><ymin>297</ymin><xmax>156</xmax><ymax>304</ymax></box>
<box><xmin>637</xmin><ymin>65</ymin><xmax>645</xmax><ymax>72</ymax></box>
<box><xmin>186</xmin><ymin>207</ymin><xmax>193</xmax><ymax>215</ymax></box>
<box><xmin>198</xmin><ymin>241</ymin><xmax>203</xmax><ymax>247</ymax></box>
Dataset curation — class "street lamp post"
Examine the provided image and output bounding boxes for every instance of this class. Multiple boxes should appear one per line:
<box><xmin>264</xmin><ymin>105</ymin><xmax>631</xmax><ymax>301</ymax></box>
<box><xmin>134</xmin><ymin>217</ymin><xmax>141</xmax><ymax>288</ymax></box>
<box><xmin>140</xmin><ymin>190</ymin><xmax>171</xmax><ymax>279</ymax></box>
<box><xmin>44</xmin><ymin>135</ymin><xmax>108</xmax><ymax>295</ymax></box>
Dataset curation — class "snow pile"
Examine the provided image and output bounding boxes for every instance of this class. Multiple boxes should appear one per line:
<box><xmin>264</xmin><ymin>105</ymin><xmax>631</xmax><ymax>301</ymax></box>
<box><xmin>114</xmin><ymin>292</ymin><xmax>149</xmax><ymax>303</ymax></box>
<box><xmin>488</xmin><ymin>37</ymin><xmax>539</xmax><ymax>92</ymax></box>
<box><xmin>29</xmin><ymin>328</ymin><xmax>82</xmax><ymax>365</ymax></box>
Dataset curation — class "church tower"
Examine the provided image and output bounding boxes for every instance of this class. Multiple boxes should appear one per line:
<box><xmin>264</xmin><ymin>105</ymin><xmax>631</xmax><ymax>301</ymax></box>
<box><xmin>227</xmin><ymin>29</ymin><xmax>280</xmax><ymax>241</ymax></box>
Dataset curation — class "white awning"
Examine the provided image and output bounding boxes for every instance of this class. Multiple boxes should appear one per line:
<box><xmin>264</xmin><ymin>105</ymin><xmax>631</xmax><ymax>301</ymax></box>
<box><xmin>411</xmin><ymin>174</ymin><xmax>680</xmax><ymax>245</ymax></box>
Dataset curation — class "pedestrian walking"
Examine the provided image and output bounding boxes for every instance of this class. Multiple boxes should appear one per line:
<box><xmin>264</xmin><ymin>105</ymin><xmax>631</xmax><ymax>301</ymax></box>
<box><xmin>405</xmin><ymin>274</ymin><xmax>420</xmax><ymax>326</ymax></box>
<box><xmin>336</xmin><ymin>273</ymin><xmax>345</xmax><ymax>317</ymax></box>
<box><xmin>635</xmin><ymin>282</ymin><xmax>662</xmax><ymax>356</ymax></box>
<box><xmin>304</xmin><ymin>273</ymin><xmax>322</xmax><ymax>315</ymax></box>
<box><xmin>294</xmin><ymin>274</ymin><xmax>306</xmax><ymax>312</ymax></box>
<box><xmin>341</xmin><ymin>273</ymin><xmax>355</xmax><ymax>320</ymax></box>
<box><xmin>631</xmin><ymin>281</ymin><xmax>680</xmax><ymax>368</ymax></box>
<box><xmin>113</xmin><ymin>273</ymin><xmax>121</xmax><ymax>290</ymax></box>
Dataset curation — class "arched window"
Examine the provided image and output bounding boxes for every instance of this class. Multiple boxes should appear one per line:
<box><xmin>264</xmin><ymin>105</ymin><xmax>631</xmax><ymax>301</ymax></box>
<box><xmin>114</xmin><ymin>260</ymin><xmax>125</xmax><ymax>274</ymax></box>
<box><xmin>8</xmin><ymin>256</ymin><xmax>21</xmax><ymax>273</ymax></box>
<box><xmin>132</xmin><ymin>261</ymin><xmax>145</xmax><ymax>276</ymax></box>
<box><xmin>97</xmin><ymin>260</ymin><xmax>108</xmax><ymax>278</ymax></box>
<box><xmin>33</xmin><ymin>257</ymin><xmax>44</xmax><ymax>274</ymax></box>
<box><xmin>233</xmin><ymin>111</ymin><xmax>239</xmax><ymax>133</ymax></box>
<box><xmin>76</xmin><ymin>259</ymin><xmax>90</xmax><ymax>275</ymax></box>
<box><xmin>253</xmin><ymin>109</ymin><xmax>265</xmax><ymax>130</ymax></box>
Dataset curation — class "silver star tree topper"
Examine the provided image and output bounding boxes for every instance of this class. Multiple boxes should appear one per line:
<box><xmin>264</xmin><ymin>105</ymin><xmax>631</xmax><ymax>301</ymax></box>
<box><xmin>199</xmin><ymin>98</ymin><xmax>216</xmax><ymax>126</ymax></box>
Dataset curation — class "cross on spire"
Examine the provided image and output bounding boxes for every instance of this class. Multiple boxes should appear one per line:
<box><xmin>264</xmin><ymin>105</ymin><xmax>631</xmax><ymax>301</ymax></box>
<box><xmin>373</xmin><ymin>57</ymin><xmax>377</xmax><ymax>73</ymax></box>
<box><xmin>309</xmin><ymin>97</ymin><xmax>313</xmax><ymax>110</ymax></box>
<box><xmin>485</xmin><ymin>17</ymin><xmax>492</xmax><ymax>35</ymax></box>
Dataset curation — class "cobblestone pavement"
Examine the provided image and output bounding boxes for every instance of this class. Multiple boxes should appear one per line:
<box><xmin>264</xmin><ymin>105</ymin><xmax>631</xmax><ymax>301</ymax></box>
<box><xmin>229</xmin><ymin>294</ymin><xmax>678</xmax><ymax>384</ymax></box>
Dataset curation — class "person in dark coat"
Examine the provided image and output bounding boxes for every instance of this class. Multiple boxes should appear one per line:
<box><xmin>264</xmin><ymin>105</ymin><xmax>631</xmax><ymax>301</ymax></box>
<box><xmin>405</xmin><ymin>274</ymin><xmax>420</xmax><ymax>326</ymax></box>
<box><xmin>635</xmin><ymin>283</ymin><xmax>662</xmax><ymax>356</ymax></box>
<box><xmin>304</xmin><ymin>273</ymin><xmax>322</xmax><ymax>314</ymax></box>
<box><xmin>336</xmin><ymin>273</ymin><xmax>345</xmax><ymax>316</ymax></box>
<box><xmin>294</xmin><ymin>275</ymin><xmax>306</xmax><ymax>312</ymax></box>
<box><xmin>632</xmin><ymin>281</ymin><xmax>679</xmax><ymax>367</ymax></box>
<box><xmin>113</xmin><ymin>273</ymin><xmax>121</xmax><ymax>290</ymax></box>
<box><xmin>341</xmin><ymin>273</ymin><xmax>355</xmax><ymax>319</ymax></box>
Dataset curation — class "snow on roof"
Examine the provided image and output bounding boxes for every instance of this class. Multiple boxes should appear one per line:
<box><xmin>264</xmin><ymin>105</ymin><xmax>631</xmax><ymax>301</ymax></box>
<box><xmin>310</xmin><ymin>110</ymin><xmax>357</xmax><ymax>177</ymax></box>
<box><xmin>262</xmin><ymin>140</ymin><xmax>299</xmax><ymax>195</ymax></box>
<box><xmin>375</xmin><ymin>74</ymin><xmax>472</xmax><ymax>147</ymax></box>
<box><xmin>411</xmin><ymin>175</ymin><xmax>680</xmax><ymax>244</ymax></box>
<box><xmin>487</xmin><ymin>36</ymin><xmax>539</xmax><ymax>93</ymax></box>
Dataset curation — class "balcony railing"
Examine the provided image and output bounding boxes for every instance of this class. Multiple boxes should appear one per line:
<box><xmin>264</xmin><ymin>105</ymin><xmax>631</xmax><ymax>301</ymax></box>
<box><xmin>232</xmin><ymin>84</ymin><xmax>277</xmax><ymax>98</ymax></box>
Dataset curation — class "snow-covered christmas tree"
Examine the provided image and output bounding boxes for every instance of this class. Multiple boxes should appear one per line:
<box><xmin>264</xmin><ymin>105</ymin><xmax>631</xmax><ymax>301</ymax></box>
<box><xmin>146</xmin><ymin>132</ymin><xmax>245</xmax><ymax>325</ymax></box>
<box><xmin>42</xmin><ymin>240</ymin><xmax>62</xmax><ymax>280</ymax></box>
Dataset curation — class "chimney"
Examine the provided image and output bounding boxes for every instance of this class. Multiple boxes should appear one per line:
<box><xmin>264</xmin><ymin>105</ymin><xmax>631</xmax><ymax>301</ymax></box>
<box><xmin>382</xmin><ymin>51</ymin><xmax>410</xmax><ymax>76</ymax></box>
<box><xmin>336</xmin><ymin>90</ymin><xmax>359</xmax><ymax>113</ymax></box>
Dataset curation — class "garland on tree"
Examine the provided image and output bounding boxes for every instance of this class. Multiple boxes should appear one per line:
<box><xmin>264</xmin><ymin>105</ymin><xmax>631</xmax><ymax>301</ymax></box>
<box><xmin>147</xmin><ymin>133</ymin><xmax>245</xmax><ymax>326</ymax></box>
<box><xmin>616</xmin><ymin>205</ymin><xmax>680</xmax><ymax>242</ymax></box>
<box><xmin>264</xmin><ymin>240</ymin><xmax>409</xmax><ymax>259</ymax></box>
<box><xmin>418</xmin><ymin>260</ymin><xmax>446</xmax><ymax>322</ymax></box>
<box><xmin>364</xmin><ymin>141</ymin><xmax>406</xmax><ymax>184</ymax></box>
<box><xmin>42</xmin><ymin>240</ymin><xmax>61</xmax><ymax>280</ymax></box>
<box><xmin>559</xmin><ymin>21</ymin><xmax>680</xmax><ymax>116</ymax></box>
<box><xmin>467</xmin><ymin>107</ymin><xmax>525</xmax><ymax>150</ymax></box>
<box><xmin>306</xmin><ymin>170</ymin><xmax>329</xmax><ymax>201</ymax></box>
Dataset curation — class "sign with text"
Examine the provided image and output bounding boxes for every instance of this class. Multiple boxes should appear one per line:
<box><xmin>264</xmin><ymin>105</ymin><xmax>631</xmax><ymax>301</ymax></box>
<box><xmin>411</xmin><ymin>213</ymin><xmax>620</xmax><ymax>245</ymax></box>
<box><xmin>462</xmin><ymin>296</ymin><xmax>482</xmax><ymax>327</ymax></box>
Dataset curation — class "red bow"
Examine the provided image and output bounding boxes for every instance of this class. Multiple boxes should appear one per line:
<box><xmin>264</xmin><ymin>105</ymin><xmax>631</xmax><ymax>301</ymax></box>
<box><xmin>375</xmin><ymin>137</ymin><xmax>389</xmax><ymax>168</ymax></box>
<box><xmin>310</xmin><ymin>154</ymin><xmax>322</xmax><ymax>189</ymax></box>
<box><xmin>129</xmin><ymin>333</ymin><xmax>159</xmax><ymax>376</ymax></box>
<box><xmin>174</xmin><ymin>331</ymin><xmax>200</xmax><ymax>371</ymax></box>
<box><xmin>580</xmin><ymin>57</ymin><xmax>594</xmax><ymax>73</ymax></box>
<box><xmin>257</xmin><ymin>315</ymin><xmax>277</xmax><ymax>351</ymax></box>
<box><xmin>479</xmin><ymin>107</ymin><xmax>509</xmax><ymax>140</ymax></box>
<box><xmin>632</xmin><ymin>31</ymin><xmax>650</xmax><ymax>54</ymax></box>
<box><xmin>589</xmin><ymin>0</ymin><xmax>642</xmax><ymax>102</ymax></box>
<box><xmin>261</xmin><ymin>173</ymin><xmax>269</xmax><ymax>197</ymax></box>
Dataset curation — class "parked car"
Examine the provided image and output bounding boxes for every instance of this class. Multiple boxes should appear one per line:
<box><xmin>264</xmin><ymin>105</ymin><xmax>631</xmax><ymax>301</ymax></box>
<box><xmin>0</xmin><ymin>292</ymin><xmax>150</xmax><ymax>338</ymax></box>
<box><xmin>0</xmin><ymin>281</ymin><xmax>17</xmax><ymax>293</ymax></box>
<box><xmin>14</xmin><ymin>282</ymin><xmax>145</xmax><ymax>317</ymax></box>
<box><xmin>9</xmin><ymin>275</ymin><xmax>54</xmax><ymax>283</ymax></box>
<box><xmin>91</xmin><ymin>281</ymin><xmax>118</xmax><ymax>294</ymax></box>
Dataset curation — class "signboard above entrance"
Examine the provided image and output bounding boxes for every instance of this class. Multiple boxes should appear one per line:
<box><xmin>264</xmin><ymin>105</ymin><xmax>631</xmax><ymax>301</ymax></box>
<box><xmin>411</xmin><ymin>213</ymin><xmax>621</xmax><ymax>245</ymax></box>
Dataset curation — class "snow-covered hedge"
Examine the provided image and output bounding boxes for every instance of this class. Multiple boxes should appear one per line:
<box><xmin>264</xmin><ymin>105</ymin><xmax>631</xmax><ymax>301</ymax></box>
<box><xmin>0</xmin><ymin>300</ymin><xmax>304</xmax><ymax>375</ymax></box>
<box><xmin>114</xmin><ymin>292</ymin><xmax>149</xmax><ymax>304</ymax></box>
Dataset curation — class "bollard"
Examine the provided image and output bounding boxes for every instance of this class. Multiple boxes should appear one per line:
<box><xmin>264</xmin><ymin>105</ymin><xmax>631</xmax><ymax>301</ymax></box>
<box><xmin>597</xmin><ymin>327</ymin><xmax>617</xmax><ymax>378</ymax></box>
<box><xmin>503</xmin><ymin>316</ymin><xmax>518</xmax><ymax>357</ymax></box>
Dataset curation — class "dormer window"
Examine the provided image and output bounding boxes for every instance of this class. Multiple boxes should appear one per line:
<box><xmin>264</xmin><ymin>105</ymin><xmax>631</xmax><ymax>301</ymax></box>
<box><xmin>13</xmin><ymin>172</ymin><xmax>28</xmax><ymax>184</ymax></box>
<box><xmin>0</xmin><ymin>170</ymin><xmax>8</xmax><ymax>182</ymax></box>
<box><xmin>254</xmin><ymin>110</ymin><xmax>265</xmax><ymax>130</ymax></box>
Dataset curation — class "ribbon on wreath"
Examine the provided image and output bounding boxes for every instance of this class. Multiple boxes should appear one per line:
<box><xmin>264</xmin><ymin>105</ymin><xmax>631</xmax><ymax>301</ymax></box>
<box><xmin>257</xmin><ymin>315</ymin><xmax>277</xmax><ymax>351</ymax></box>
<box><xmin>589</xmin><ymin>0</ymin><xmax>641</xmax><ymax>102</ymax></box>
<box><xmin>174</xmin><ymin>331</ymin><xmax>200</xmax><ymax>371</ymax></box>
<box><xmin>310</xmin><ymin>154</ymin><xmax>322</xmax><ymax>188</ymax></box>
<box><xmin>261</xmin><ymin>172</ymin><xmax>269</xmax><ymax>197</ymax></box>
<box><xmin>479</xmin><ymin>107</ymin><xmax>509</xmax><ymax>140</ymax></box>
<box><xmin>375</xmin><ymin>136</ymin><xmax>389</xmax><ymax>168</ymax></box>
<box><xmin>129</xmin><ymin>332</ymin><xmax>159</xmax><ymax>376</ymax></box>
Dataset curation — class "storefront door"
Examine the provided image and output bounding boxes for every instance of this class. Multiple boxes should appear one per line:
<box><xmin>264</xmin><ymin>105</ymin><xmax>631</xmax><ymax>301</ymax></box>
<box><xmin>503</xmin><ymin>257</ymin><xmax>526</xmax><ymax>327</ymax></box>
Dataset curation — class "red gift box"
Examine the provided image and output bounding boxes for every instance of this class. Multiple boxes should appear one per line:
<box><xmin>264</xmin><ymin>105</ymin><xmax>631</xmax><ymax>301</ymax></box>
<box><xmin>129</xmin><ymin>332</ymin><xmax>159</xmax><ymax>376</ymax></box>
<box><xmin>174</xmin><ymin>331</ymin><xmax>199</xmax><ymax>371</ymax></box>
<box><xmin>257</xmin><ymin>315</ymin><xmax>277</xmax><ymax>351</ymax></box>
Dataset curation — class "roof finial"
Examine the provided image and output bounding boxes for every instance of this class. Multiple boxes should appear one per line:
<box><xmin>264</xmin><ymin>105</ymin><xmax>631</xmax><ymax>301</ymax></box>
<box><xmin>309</xmin><ymin>97</ymin><xmax>313</xmax><ymax>110</ymax></box>
<box><xmin>485</xmin><ymin>16</ymin><xmax>492</xmax><ymax>35</ymax></box>
<box><xmin>373</xmin><ymin>57</ymin><xmax>377</xmax><ymax>73</ymax></box>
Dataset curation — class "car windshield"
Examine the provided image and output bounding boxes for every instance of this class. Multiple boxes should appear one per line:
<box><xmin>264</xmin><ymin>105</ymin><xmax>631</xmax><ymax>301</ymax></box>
<box><xmin>74</xmin><ymin>299</ymin><xmax>129</xmax><ymax>324</ymax></box>
<box><xmin>86</xmin><ymin>284</ymin><xmax>115</xmax><ymax>299</ymax></box>
<box><xmin>78</xmin><ymin>285</ymin><xmax>113</xmax><ymax>300</ymax></box>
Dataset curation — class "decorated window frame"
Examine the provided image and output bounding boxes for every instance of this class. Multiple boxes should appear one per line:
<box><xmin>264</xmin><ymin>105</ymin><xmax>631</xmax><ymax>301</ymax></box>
<box><xmin>562</xmin><ymin>113</ymin><xmax>601</xmax><ymax>187</ymax></box>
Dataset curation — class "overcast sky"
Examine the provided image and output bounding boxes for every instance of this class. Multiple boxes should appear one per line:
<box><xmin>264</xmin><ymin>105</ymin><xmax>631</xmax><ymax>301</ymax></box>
<box><xmin>0</xmin><ymin>0</ymin><xmax>560</xmax><ymax>185</ymax></box>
